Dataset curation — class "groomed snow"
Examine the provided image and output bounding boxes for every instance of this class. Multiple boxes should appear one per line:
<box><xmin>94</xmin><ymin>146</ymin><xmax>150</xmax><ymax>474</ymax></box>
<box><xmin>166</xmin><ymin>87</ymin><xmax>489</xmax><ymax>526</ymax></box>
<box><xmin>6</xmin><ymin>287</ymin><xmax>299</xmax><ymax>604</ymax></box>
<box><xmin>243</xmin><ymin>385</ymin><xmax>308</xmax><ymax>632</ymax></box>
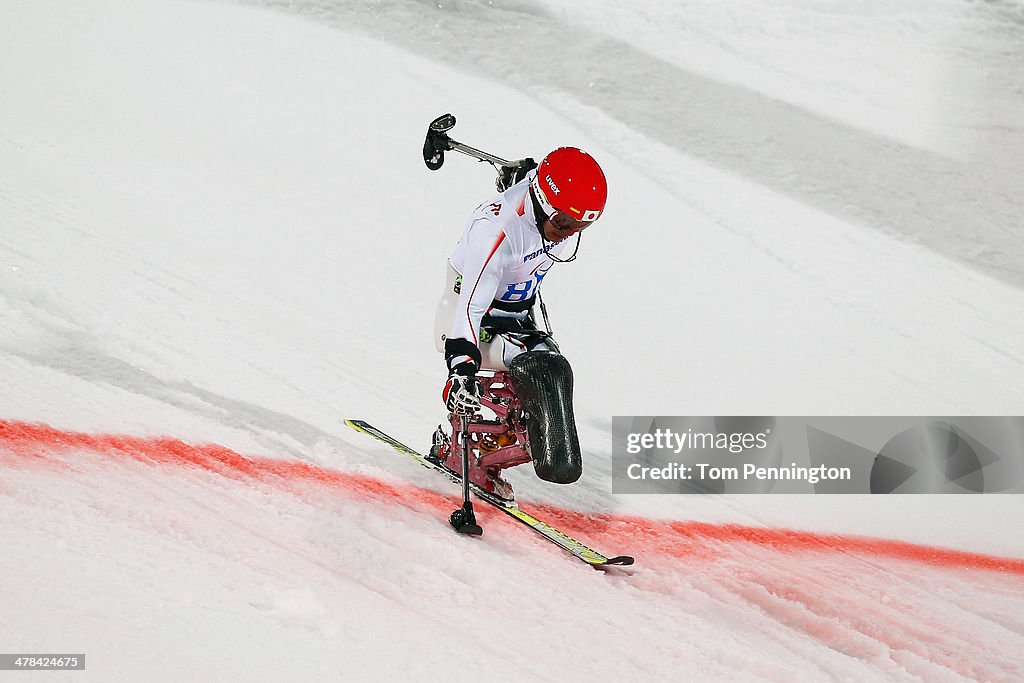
<box><xmin>1</xmin><ymin>0</ymin><xmax>1023</xmax><ymax>680</ymax></box>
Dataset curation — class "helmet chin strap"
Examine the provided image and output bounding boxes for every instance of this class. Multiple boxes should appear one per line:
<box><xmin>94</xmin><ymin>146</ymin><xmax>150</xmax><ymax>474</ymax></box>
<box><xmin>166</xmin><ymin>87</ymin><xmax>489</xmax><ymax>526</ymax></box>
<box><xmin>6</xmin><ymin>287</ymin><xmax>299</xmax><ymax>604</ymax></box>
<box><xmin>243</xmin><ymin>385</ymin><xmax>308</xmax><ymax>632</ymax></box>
<box><xmin>545</xmin><ymin>233</ymin><xmax>581</xmax><ymax>263</ymax></box>
<box><xmin>530</xmin><ymin>186</ymin><xmax>581</xmax><ymax>264</ymax></box>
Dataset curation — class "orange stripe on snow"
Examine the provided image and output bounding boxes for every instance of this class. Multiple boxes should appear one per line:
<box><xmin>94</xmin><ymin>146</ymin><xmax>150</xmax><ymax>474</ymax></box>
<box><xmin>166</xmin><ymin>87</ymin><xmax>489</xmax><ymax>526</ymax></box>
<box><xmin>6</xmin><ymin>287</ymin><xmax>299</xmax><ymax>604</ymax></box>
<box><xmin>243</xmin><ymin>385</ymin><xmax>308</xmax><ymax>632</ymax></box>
<box><xmin>2</xmin><ymin>419</ymin><xmax>1024</xmax><ymax>577</ymax></box>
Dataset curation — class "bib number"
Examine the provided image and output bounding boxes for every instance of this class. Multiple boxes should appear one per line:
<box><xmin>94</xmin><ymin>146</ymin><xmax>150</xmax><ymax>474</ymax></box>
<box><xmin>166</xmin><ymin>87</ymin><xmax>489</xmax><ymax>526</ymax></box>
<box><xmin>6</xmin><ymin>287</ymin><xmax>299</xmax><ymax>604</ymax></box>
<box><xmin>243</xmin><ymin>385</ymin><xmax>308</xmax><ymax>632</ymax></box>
<box><xmin>500</xmin><ymin>271</ymin><xmax>547</xmax><ymax>302</ymax></box>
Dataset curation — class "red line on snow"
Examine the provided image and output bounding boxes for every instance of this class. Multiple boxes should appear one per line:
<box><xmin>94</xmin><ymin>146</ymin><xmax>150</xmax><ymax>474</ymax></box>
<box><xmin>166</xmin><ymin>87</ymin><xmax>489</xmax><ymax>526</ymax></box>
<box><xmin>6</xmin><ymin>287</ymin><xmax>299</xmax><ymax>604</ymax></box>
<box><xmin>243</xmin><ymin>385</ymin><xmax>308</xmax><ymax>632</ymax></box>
<box><xmin>0</xmin><ymin>420</ymin><xmax>455</xmax><ymax>514</ymax></box>
<box><xmin>2</xmin><ymin>419</ymin><xmax>1024</xmax><ymax>576</ymax></box>
<box><xmin>529</xmin><ymin>502</ymin><xmax>1024</xmax><ymax>574</ymax></box>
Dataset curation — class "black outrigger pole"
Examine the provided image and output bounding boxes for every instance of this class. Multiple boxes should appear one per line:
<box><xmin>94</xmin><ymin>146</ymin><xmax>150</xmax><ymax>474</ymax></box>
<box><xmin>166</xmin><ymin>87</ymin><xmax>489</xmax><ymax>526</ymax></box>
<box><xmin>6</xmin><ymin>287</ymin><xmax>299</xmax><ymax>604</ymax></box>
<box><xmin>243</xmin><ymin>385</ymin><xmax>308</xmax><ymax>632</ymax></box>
<box><xmin>422</xmin><ymin>113</ymin><xmax>527</xmax><ymax>171</ymax></box>
<box><xmin>448</xmin><ymin>414</ymin><xmax>483</xmax><ymax>535</ymax></box>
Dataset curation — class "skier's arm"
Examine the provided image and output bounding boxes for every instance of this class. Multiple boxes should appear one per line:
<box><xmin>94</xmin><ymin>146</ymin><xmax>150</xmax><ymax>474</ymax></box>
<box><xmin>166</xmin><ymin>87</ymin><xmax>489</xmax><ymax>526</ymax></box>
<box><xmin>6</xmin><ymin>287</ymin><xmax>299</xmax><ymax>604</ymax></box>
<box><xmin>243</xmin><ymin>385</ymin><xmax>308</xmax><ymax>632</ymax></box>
<box><xmin>495</xmin><ymin>157</ymin><xmax>537</xmax><ymax>192</ymax></box>
<box><xmin>445</xmin><ymin>219</ymin><xmax>513</xmax><ymax>375</ymax></box>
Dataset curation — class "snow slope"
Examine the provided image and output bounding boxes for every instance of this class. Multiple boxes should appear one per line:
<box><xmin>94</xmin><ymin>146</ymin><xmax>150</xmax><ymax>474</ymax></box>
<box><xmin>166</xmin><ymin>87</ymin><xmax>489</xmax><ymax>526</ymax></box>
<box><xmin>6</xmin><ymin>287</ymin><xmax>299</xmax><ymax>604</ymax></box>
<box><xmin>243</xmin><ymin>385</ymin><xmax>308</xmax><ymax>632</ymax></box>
<box><xmin>1</xmin><ymin>0</ymin><xmax>1023</xmax><ymax>680</ymax></box>
<box><xmin>245</xmin><ymin>0</ymin><xmax>1024</xmax><ymax>288</ymax></box>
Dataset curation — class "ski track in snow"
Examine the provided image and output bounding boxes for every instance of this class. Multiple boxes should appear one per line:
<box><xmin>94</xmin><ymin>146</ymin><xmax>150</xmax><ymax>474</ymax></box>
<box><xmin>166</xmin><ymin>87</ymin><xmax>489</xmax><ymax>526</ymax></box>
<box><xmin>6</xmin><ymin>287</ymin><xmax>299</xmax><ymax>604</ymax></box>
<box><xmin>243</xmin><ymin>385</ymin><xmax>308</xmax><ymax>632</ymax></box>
<box><xmin>2</xmin><ymin>420</ymin><xmax>1023</xmax><ymax>682</ymax></box>
<box><xmin>3</xmin><ymin>0</ymin><xmax>1024</xmax><ymax>679</ymax></box>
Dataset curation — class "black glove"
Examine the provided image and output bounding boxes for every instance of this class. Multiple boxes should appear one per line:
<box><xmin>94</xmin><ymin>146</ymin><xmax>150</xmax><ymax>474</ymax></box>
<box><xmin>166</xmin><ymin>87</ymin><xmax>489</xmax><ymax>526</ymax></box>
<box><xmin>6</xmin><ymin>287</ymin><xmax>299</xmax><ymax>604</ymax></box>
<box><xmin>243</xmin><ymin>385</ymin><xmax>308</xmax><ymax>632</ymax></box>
<box><xmin>442</xmin><ymin>373</ymin><xmax>483</xmax><ymax>415</ymax></box>
<box><xmin>496</xmin><ymin>158</ymin><xmax>537</xmax><ymax>192</ymax></box>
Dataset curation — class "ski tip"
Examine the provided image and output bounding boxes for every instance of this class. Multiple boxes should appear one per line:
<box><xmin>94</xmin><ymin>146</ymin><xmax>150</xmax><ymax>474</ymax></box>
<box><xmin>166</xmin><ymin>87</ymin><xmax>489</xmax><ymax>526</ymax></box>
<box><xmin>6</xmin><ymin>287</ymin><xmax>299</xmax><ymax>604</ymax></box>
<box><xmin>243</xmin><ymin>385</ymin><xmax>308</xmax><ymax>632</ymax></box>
<box><xmin>599</xmin><ymin>556</ymin><xmax>635</xmax><ymax>566</ymax></box>
<box><xmin>345</xmin><ymin>419</ymin><xmax>380</xmax><ymax>437</ymax></box>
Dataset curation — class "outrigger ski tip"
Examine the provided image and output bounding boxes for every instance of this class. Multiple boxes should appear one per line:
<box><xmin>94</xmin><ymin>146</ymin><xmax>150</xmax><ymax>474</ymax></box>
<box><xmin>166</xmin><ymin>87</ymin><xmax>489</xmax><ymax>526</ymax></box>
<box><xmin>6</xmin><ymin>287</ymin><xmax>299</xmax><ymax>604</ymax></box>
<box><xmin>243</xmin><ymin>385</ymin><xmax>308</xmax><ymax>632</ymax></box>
<box><xmin>449</xmin><ymin>501</ymin><xmax>483</xmax><ymax>536</ymax></box>
<box><xmin>344</xmin><ymin>418</ymin><xmax>635</xmax><ymax>567</ymax></box>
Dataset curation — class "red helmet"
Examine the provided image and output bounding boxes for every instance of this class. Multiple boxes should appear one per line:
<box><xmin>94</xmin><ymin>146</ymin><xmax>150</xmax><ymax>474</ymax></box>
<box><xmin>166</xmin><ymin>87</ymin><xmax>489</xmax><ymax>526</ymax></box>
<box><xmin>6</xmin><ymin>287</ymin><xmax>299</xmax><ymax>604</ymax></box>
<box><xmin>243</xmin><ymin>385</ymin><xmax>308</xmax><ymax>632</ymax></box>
<box><xmin>530</xmin><ymin>147</ymin><xmax>607</xmax><ymax>225</ymax></box>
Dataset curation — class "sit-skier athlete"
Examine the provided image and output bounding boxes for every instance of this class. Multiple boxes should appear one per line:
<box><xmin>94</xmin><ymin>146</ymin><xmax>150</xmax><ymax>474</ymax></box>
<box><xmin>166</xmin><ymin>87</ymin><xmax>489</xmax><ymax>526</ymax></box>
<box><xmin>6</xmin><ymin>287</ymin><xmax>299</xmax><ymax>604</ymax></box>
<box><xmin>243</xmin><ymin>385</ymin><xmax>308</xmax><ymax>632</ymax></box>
<box><xmin>432</xmin><ymin>147</ymin><xmax>608</xmax><ymax>498</ymax></box>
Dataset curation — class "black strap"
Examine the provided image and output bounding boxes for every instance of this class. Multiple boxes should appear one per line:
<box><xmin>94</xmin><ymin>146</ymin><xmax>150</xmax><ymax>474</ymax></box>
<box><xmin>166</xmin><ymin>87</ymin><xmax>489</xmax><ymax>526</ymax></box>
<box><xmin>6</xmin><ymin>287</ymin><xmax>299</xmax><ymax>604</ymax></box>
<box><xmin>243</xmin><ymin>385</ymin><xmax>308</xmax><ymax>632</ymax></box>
<box><xmin>489</xmin><ymin>296</ymin><xmax>536</xmax><ymax>313</ymax></box>
<box><xmin>529</xmin><ymin>185</ymin><xmax>581</xmax><ymax>263</ymax></box>
<box><xmin>481</xmin><ymin>315</ymin><xmax>559</xmax><ymax>353</ymax></box>
<box><xmin>481</xmin><ymin>315</ymin><xmax>533</xmax><ymax>335</ymax></box>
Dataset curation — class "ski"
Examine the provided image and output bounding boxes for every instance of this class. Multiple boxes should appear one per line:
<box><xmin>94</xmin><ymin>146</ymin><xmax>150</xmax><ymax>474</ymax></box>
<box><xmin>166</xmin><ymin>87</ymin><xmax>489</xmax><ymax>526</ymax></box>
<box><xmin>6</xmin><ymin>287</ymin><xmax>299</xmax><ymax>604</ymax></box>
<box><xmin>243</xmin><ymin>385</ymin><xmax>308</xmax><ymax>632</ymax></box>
<box><xmin>344</xmin><ymin>419</ymin><xmax>634</xmax><ymax>567</ymax></box>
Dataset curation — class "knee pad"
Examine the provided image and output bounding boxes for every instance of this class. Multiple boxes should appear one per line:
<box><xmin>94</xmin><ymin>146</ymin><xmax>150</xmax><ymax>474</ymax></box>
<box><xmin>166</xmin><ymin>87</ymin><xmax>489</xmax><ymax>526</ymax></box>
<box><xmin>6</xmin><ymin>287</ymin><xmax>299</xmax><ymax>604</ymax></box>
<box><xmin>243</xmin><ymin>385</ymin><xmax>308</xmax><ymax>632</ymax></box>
<box><xmin>508</xmin><ymin>351</ymin><xmax>582</xmax><ymax>484</ymax></box>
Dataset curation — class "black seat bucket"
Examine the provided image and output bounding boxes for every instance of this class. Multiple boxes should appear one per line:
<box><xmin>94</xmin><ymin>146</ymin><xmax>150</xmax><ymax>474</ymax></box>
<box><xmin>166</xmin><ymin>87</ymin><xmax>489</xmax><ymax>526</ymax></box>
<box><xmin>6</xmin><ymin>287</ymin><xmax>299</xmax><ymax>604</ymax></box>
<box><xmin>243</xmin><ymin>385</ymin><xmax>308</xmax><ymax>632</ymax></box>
<box><xmin>507</xmin><ymin>351</ymin><xmax>582</xmax><ymax>484</ymax></box>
